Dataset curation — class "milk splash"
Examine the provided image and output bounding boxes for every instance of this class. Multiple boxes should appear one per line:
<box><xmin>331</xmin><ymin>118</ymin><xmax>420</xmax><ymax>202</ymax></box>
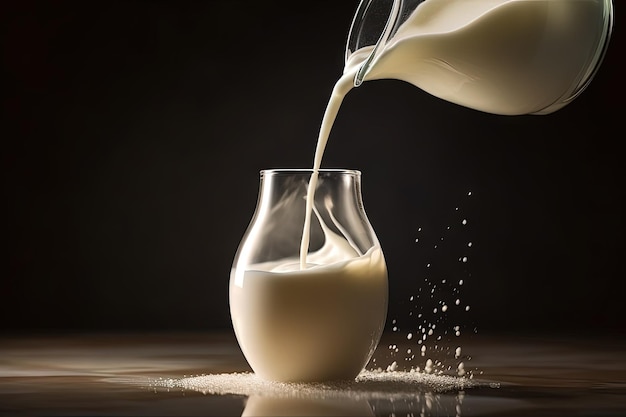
<box><xmin>371</xmin><ymin>191</ymin><xmax>481</xmax><ymax>378</ymax></box>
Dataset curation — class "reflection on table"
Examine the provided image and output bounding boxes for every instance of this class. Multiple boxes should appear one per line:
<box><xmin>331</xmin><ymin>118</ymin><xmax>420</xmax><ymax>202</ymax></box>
<box><xmin>1</xmin><ymin>331</ymin><xmax>625</xmax><ymax>416</ymax></box>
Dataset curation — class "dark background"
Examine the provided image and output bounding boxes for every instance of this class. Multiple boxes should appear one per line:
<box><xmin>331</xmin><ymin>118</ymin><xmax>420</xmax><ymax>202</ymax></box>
<box><xmin>3</xmin><ymin>1</ymin><xmax>624</xmax><ymax>337</ymax></box>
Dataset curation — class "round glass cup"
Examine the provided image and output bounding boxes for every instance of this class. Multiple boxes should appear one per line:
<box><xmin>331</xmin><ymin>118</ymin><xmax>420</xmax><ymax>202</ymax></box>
<box><xmin>230</xmin><ymin>169</ymin><xmax>388</xmax><ymax>382</ymax></box>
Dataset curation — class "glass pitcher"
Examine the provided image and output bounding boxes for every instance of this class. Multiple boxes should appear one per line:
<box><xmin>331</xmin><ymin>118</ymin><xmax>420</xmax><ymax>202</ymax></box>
<box><xmin>346</xmin><ymin>0</ymin><xmax>614</xmax><ymax>115</ymax></box>
<box><xmin>229</xmin><ymin>169</ymin><xmax>388</xmax><ymax>382</ymax></box>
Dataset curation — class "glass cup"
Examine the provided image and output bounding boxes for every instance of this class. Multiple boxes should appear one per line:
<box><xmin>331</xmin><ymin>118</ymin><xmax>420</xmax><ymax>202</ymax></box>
<box><xmin>230</xmin><ymin>169</ymin><xmax>388</xmax><ymax>382</ymax></box>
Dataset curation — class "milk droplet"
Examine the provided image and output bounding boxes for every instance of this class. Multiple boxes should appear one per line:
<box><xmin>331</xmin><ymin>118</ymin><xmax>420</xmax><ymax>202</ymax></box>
<box><xmin>425</xmin><ymin>359</ymin><xmax>433</xmax><ymax>374</ymax></box>
<box><xmin>467</xmin><ymin>242</ymin><xmax>473</xmax><ymax>247</ymax></box>
<box><xmin>457</xmin><ymin>362</ymin><xmax>466</xmax><ymax>377</ymax></box>
<box><xmin>462</xmin><ymin>219</ymin><xmax>467</xmax><ymax>225</ymax></box>
<box><xmin>407</xmin><ymin>333</ymin><xmax>413</xmax><ymax>340</ymax></box>
<box><xmin>462</xmin><ymin>257</ymin><xmax>468</xmax><ymax>263</ymax></box>
<box><xmin>442</xmin><ymin>305</ymin><xmax>448</xmax><ymax>312</ymax></box>
<box><xmin>455</xmin><ymin>299</ymin><xmax>461</xmax><ymax>305</ymax></box>
<box><xmin>468</xmin><ymin>191</ymin><xmax>472</xmax><ymax>196</ymax></box>
<box><xmin>465</xmin><ymin>305</ymin><xmax>471</xmax><ymax>311</ymax></box>
<box><xmin>455</xmin><ymin>347</ymin><xmax>462</xmax><ymax>358</ymax></box>
<box><xmin>387</xmin><ymin>361</ymin><xmax>399</xmax><ymax>372</ymax></box>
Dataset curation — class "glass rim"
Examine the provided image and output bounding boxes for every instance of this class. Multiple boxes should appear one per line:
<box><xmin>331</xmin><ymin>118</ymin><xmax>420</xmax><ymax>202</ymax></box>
<box><xmin>260</xmin><ymin>168</ymin><xmax>361</xmax><ymax>176</ymax></box>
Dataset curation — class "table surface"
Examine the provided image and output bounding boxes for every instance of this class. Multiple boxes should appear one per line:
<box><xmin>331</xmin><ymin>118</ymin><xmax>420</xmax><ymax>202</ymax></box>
<box><xmin>1</xmin><ymin>331</ymin><xmax>625</xmax><ymax>416</ymax></box>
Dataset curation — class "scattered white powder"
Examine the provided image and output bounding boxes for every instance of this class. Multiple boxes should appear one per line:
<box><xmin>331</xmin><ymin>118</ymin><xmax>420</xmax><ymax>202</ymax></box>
<box><xmin>146</xmin><ymin>369</ymin><xmax>477</xmax><ymax>401</ymax></box>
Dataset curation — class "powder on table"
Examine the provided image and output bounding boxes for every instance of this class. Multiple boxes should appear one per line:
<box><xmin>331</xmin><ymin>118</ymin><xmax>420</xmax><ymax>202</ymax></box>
<box><xmin>147</xmin><ymin>369</ymin><xmax>480</xmax><ymax>400</ymax></box>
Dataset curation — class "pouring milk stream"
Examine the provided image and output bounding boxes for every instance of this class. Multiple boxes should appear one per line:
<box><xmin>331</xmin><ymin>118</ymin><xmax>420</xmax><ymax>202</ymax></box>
<box><xmin>300</xmin><ymin>0</ymin><xmax>613</xmax><ymax>267</ymax></box>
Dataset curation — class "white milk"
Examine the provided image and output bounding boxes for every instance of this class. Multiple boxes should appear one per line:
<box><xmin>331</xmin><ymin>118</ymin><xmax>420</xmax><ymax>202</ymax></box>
<box><xmin>362</xmin><ymin>0</ymin><xmax>608</xmax><ymax>115</ymax></box>
<box><xmin>230</xmin><ymin>239</ymin><xmax>388</xmax><ymax>382</ymax></box>
<box><xmin>299</xmin><ymin>69</ymin><xmax>360</xmax><ymax>268</ymax></box>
